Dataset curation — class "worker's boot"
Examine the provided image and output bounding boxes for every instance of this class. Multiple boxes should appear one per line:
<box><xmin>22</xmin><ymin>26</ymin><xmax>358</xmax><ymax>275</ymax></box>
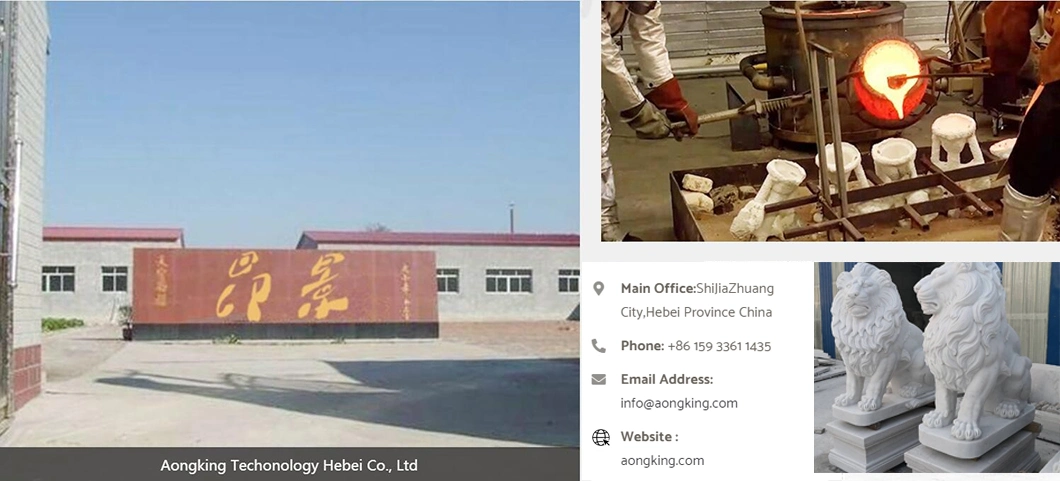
<box><xmin>999</xmin><ymin>182</ymin><xmax>1052</xmax><ymax>241</ymax></box>
<box><xmin>602</xmin><ymin>223</ymin><xmax>642</xmax><ymax>242</ymax></box>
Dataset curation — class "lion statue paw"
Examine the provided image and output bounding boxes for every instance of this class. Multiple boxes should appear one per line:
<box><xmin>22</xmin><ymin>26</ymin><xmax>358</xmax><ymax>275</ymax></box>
<box><xmin>923</xmin><ymin>409</ymin><xmax>954</xmax><ymax>428</ymax></box>
<box><xmin>899</xmin><ymin>382</ymin><xmax>923</xmax><ymax>398</ymax></box>
<box><xmin>995</xmin><ymin>400</ymin><xmax>1023</xmax><ymax>419</ymax></box>
<box><xmin>857</xmin><ymin>396</ymin><xmax>881</xmax><ymax>412</ymax></box>
<box><xmin>951</xmin><ymin>419</ymin><xmax>982</xmax><ymax>441</ymax></box>
<box><xmin>834</xmin><ymin>393</ymin><xmax>857</xmax><ymax>407</ymax></box>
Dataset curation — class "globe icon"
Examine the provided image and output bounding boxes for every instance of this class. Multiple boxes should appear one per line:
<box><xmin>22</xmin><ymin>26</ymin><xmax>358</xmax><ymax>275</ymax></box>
<box><xmin>592</xmin><ymin>429</ymin><xmax>610</xmax><ymax>446</ymax></box>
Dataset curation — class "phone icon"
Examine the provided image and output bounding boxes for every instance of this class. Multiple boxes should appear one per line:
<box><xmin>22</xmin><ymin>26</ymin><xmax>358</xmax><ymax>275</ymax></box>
<box><xmin>591</xmin><ymin>339</ymin><xmax>606</xmax><ymax>353</ymax></box>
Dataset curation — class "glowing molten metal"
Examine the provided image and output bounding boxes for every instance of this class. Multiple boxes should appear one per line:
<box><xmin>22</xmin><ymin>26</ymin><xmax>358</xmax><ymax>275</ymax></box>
<box><xmin>852</xmin><ymin>39</ymin><xmax>926</xmax><ymax>121</ymax></box>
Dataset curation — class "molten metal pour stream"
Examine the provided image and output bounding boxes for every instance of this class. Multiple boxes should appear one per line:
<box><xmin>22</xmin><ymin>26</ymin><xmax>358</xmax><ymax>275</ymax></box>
<box><xmin>860</xmin><ymin>40</ymin><xmax>921</xmax><ymax>120</ymax></box>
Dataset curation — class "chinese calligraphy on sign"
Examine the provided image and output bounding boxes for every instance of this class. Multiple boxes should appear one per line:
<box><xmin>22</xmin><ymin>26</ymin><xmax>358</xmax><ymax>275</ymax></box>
<box><xmin>298</xmin><ymin>253</ymin><xmax>350</xmax><ymax>320</ymax></box>
<box><xmin>401</xmin><ymin>263</ymin><xmax>411</xmax><ymax>321</ymax></box>
<box><xmin>216</xmin><ymin>251</ymin><xmax>272</xmax><ymax>322</ymax></box>
<box><xmin>132</xmin><ymin>249</ymin><xmax>438</xmax><ymax>325</ymax></box>
<box><xmin>154</xmin><ymin>255</ymin><xmax>169</xmax><ymax>307</ymax></box>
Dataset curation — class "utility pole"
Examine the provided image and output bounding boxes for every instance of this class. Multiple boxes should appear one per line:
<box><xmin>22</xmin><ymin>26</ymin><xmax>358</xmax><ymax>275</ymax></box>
<box><xmin>509</xmin><ymin>202</ymin><xmax>515</xmax><ymax>234</ymax></box>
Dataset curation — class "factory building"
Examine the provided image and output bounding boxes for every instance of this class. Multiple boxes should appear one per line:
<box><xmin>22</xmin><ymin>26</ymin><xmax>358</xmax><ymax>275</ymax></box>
<box><xmin>0</xmin><ymin>2</ymin><xmax>50</xmax><ymax>417</ymax></box>
<box><xmin>815</xmin><ymin>262</ymin><xmax>1060</xmax><ymax>366</ymax></box>
<box><xmin>297</xmin><ymin>231</ymin><xmax>581</xmax><ymax>322</ymax></box>
<box><xmin>40</xmin><ymin>227</ymin><xmax>184</xmax><ymax>325</ymax></box>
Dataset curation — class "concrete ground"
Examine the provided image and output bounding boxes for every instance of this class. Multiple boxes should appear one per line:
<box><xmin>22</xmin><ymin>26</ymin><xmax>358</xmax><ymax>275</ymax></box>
<box><xmin>607</xmin><ymin>76</ymin><xmax>1010</xmax><ymax>241</ymax></box>
<box><xmin>0</xmin><ymin>321</ymin><xmax>579</xmax><ymax>447</ymax></box>
<box><xmin>41</xmin><ymin>324</ymin><xmax>126</xmax><ymax>383</ymax></box>
<box><xmin>814</xmin><ymin>371</ymin><xmax>1060</xmax><ymax>473</ymax></box>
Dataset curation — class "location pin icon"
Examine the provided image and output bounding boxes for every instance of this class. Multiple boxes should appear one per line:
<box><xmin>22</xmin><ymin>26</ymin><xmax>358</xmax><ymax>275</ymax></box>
<box><xmin>594</xmin><ymin>281</ymin><xmax>605</xmax><ymax>296</ymax></box>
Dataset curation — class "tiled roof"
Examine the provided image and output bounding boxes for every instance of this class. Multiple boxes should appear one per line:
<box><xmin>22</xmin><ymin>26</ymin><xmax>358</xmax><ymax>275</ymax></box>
<box><xmin>300</xmin><ymin>231</ymin><xmax>579</xmax><ymax>247</ymax></box>
<box><xmin>44</xmin><ymin>227</ymin><xmax>184</xmax><ymax>245</ymax></box>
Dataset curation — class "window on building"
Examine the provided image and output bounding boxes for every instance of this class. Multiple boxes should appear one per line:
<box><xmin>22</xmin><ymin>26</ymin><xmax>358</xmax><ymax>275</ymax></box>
<box><xmin>41</xmin><ymin>266</ymin><xmax>75</xmax><ymax>292</ymax></box>
<box><xmin>102</xmin><ymin>266</ymin><xmax>129</xmax><ymax>292</ymax></box>
<box><xmin>559</xmin><ymin>269</ymin><xmax>580</xmax><ymax>293</ymax></box>
<box><xmin>486</xmin><ymin>268</ymin><xmax>532</xmax><ymax>293</ymax></box>
<box><xmin>437</xmin><ymin>268</ymin><xmax>460</xmax><ymax>293</ymax></box>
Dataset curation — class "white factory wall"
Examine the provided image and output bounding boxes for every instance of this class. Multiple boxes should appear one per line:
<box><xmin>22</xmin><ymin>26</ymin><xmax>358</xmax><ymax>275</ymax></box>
<box><xmin>11</xmin><ymin>2</ymin><xmax>48</xmax><ymax>350</ymax></box>
<box><xmin>815</xmin><ymin>263</ymin><xmax>1052</xmax><ymax>364</ymax></box>
<box><xmin>41</xmin><ymin>240</ymin><xmax>182</xmax><ymax>325</ymax></box>
<box><xmin>311</xmin><ymin>243</ymin><xmax>581</xmax><ymax>322</ymax></box>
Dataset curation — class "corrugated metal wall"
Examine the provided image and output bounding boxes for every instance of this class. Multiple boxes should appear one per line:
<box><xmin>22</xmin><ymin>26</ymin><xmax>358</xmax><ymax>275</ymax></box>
<box><xmin>620</xmin><ymin>1</ymin><xmax>950</xmax><ymax>62</ymax></box>
<box><xmin>828</xmin><ymin>262</ymin><xmax>843</xmax><ymax>360</ymax></box>
<box><xmin>815</xmin><ymin>263</ymin><xmax>1054</xmax><ymax>364</ymax></box>
<box><xmin>903</xmin><ymin>1</ymin><xmax>950</xmax><ymax>43</ymax></box>
<box><xmin>11</xmin><ymin>1</ymin><xmax>47</xmax><ymax>351</ymax></box>
<box><xmin>814</xmin><ymin>262</ymin><xmax>821</xmax><ymax>350</ymax></box>
<box><xmin>632</xmin><ymin>1</ymin><xmax>768</xmax><ymax>59</ymax></box>
<box><xmin>1002</xmin><ymin>263</ymin><xmax>1051</xmax><ymax>363</ymax></box>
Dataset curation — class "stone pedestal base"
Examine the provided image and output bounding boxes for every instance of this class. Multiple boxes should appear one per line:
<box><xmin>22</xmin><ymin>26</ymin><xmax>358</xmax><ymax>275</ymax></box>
<box><xmin>919</xmin><ymin>404</ymin><xmax>1035</xmax><ymax>459</ymax></box>
<box><xmin>1041</xmin><ymin>450</ymin><xmax>1060</xmax><ymax>472</ymax></box>
<box><xmin>833</xmin><ymin>391</ymin><xmax>935</xmax><ymax>427</ymax></box>
<box><xmin>905</xmin><ymin>430</ymin><xmax>1040</xmax><ymax>473</ymax></box>
<box><xmin>827</xmin><ymin>407</ymin><xmax>930</xmax><ymax>473</ymax></box>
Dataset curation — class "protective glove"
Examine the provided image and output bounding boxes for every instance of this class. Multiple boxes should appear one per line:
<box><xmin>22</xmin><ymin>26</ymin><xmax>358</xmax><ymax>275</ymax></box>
<box><xmin>645</xmin><ymin>77</ymin><xmax>699</xmax><ymax>138</ymax></box>
<box><xmin>619</xmin><ymin>100</ymin><xmax>673</xmax><ymax>139</ymax></box>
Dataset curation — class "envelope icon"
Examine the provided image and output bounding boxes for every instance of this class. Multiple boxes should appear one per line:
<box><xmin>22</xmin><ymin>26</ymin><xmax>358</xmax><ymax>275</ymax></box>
<box><xmin>591</xmin><ymin>374</ymin><xmax>606</xmax><ymax>385</ymax></box>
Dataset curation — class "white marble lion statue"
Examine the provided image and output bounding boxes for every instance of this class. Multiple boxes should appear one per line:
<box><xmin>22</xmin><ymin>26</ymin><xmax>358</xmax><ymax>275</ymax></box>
<box><xmin>831</xmin><ymin>263</ymin><xmax>934</xmax><ymax>412</ymax></box>
<box><xmin>915</xmin><ymin>262</ymin><xmax>1032</xmax><ymax>441</ymax></box>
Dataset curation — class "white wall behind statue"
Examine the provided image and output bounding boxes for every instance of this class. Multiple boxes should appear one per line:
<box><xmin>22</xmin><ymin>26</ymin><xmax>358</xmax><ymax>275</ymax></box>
<box><xmin>999</xmin><ymin>263</ymin><xmax>1051</xmax><ymax>363</ymax></box>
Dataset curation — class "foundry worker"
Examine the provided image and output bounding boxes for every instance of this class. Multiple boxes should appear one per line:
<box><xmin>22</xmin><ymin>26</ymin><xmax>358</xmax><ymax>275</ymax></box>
<box><xmin>601</xmin><ymin>1</ymin><xmax>699</xmax><ymax>242</ymax></box>
<box><xmin>986</xmin><ymin>1</ymin><xmax>1060</xmax><ymax>241</ymax></box>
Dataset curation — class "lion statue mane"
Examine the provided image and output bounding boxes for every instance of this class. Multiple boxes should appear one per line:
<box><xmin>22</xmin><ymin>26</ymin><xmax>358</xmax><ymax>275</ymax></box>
<box><xmin>831</xmin><ymin>263</ymin><xmax>934</xmax><ymax>412</ymax></box>
<box><xmin>916</xmin><ymin>262</ymin><xmax>1032</xmax><ymax>441</ymax></box>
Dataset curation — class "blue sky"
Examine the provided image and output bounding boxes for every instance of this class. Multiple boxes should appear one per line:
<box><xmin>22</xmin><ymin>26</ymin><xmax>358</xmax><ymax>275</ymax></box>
<box><xmin>45</xmin><ymin>1</ymin><xmax>579</xmax><ymax>247</ymax></box>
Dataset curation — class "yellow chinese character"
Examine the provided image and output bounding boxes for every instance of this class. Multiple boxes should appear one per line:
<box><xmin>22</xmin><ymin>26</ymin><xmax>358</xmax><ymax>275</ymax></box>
<box><xmin>246</xmin><ymin>273</ymin><xmax>271</xmax><ymax>322</ymax></box>
<box><xmin>216</xmin><ymin>251</ymin><xmax>271</xmax><ymax>322</ymax></box>
<box><xmin>154</xmin><ymin>256</ymin><xmax>170</xmax><ymax>307</ymax></box>
<box><xmin>228</xmin><ymin>251</ymin><xmax>259</xmax><ymax>277</ymax></box>
<box><xmin>216</xmin><ymin>285</ymin><xmax>237</xmax><ymax>317</ymax></box>
<box><xmin>298</xmin><ymin>253</ymin><xmax>349</xmax><ymax>320</ymax></box>
<box><xmin>155</xmin><ymin>282</ymin><xmax>168</xmax><ymax>307</ymax></box>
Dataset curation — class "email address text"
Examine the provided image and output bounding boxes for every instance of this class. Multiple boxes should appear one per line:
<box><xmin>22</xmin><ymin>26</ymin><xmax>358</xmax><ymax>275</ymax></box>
<box><xmin>620</xmin><ymin>398</ymin><xmax>738</xmax><ymax>411</ymax></box>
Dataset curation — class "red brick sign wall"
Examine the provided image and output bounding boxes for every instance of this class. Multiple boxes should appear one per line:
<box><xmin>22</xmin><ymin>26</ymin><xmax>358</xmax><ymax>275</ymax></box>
<box><xmin>132</xmin><ymin>249</ymin><xmax>438</xmax><ymax>324</ymax></box>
